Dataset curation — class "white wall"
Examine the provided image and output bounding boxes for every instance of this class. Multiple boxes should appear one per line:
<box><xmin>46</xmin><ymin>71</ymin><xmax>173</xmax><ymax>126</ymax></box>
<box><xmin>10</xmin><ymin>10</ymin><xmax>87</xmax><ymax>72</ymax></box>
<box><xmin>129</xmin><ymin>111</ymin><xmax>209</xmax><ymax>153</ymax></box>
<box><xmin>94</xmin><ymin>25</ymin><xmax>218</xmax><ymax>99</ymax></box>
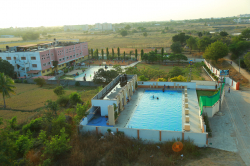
<box><xmin>161</xmin><ymin>130</ymin><xmax>183</xmax><ymax>141</ymax></box>
<box><xmin>137</xmin><ymin>81</ymin><xmax>196</xmax><ymax>89</ymax></box>
<box><xmin>139</xmin><ymin>129</ymin><xmax>160</xmax><ymax>142</ymax></box>
<box><xmin>192</xmin><ymin>80</ymin><xmax>216</xmax><ymax>86</ymax></box>
<box><xmin>184</xmin><ymin>132</ymin><xmax>207</xmax><ymax>147</ymax></box>
<box><xmin>91</xmin><ymin>99</ymin><xmax>117</xmax><ymax>116</ymax></box>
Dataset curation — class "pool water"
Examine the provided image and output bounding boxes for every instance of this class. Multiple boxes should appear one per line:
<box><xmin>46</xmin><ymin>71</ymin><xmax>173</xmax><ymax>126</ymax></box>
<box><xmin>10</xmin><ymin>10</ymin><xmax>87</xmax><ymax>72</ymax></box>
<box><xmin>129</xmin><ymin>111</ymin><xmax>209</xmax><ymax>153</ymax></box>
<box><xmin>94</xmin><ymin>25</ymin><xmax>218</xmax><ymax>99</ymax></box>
<box><xmin>127</xmin><ymin>90</ymin><xmax>183</xmax><ymax>131</ymax></box>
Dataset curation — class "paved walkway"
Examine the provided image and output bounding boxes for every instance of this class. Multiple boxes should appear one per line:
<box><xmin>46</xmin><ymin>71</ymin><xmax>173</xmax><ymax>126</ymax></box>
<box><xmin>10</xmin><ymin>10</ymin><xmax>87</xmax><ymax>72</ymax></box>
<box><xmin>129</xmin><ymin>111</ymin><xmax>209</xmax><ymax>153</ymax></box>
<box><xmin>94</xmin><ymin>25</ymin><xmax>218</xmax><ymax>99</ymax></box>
<box><xmin>208</xmin><ymin>85</ymin><xmax>250</xmax><ymax>165</ymax></box>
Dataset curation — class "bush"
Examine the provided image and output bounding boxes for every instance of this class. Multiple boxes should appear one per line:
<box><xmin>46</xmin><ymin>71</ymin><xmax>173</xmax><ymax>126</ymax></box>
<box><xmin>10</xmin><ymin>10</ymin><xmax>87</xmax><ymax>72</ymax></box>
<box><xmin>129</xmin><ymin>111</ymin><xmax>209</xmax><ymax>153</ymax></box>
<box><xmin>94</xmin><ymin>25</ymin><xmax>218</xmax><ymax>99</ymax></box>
<box><xmin>56</xmin><ymin>95</ymin><xmax>70</xmax><ymax>107</ymax></box>
<box><xmin>53</xmin><ymin>86</ymin><xmax>65</xmax><ymax>96</ymax></box>
<box><xmin>44</xmin><ymin>127</ymin><xmax>72</xmax><ymax>159</ymax></box>
<box><xmin>15</xmin><ymin>79</ymin><xmax>21</xmax><ymax>83</ymax></box>
<box><xmin>75</xmin><ymin>81</ymin><xmax>80</xmax><ymax>86</ymax></box>
<box><xmin>203</xmin><ymin>114</ymin><xmax>212</xmax><ymax>136</ymax></box>
<box><xmin>23</xmin><ymin>80</ymin><xmax>28</xmax><ymax>83</ymax></box>
<box><xmin>51</xmin><ymin>114</ymin><xmax>72</xmax><ymax>136</ymax></box>
<box><xmin>158</xmin><ymin>78</ymin><xmax>167</xmax><ymax>82</ymax></box>
<box><xmin>16</xmin><ymin>135</ymin><xmax>32</xmax><ymax>155</ymax></box>
<box><xmin>69</xmin><ymin>92</ymin><xmax>82</xmax><ymax>106</ymax></box>
<box><xmin>34</xmin><ymin>77</ymin><xmax>46</xmax><ymax>87</ymax></box>
<box><xmin>22</xmin><ymin>117</ymin><xmax>43</xmax><ymax>133</ymax></box>
<box><xmin>139</xmin><ymin>75</ymin><xmax>149</xmax><ymax>81</ymax></box>
<box><xmin>211</xmin><ymin>73</ymin><xmax>215</xmax><ymax>77</ymax></box>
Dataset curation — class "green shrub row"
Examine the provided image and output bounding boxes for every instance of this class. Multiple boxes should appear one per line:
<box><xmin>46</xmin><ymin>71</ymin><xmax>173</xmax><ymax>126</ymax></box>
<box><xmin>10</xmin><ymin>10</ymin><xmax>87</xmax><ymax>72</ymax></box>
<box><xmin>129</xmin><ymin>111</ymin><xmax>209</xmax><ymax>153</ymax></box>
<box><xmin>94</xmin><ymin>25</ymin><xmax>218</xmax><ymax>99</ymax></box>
<box><xmin>203</xmin><ymin>114</ymin><xmax>212</xmax><ymax>137</ymax></box>
<box><xmin>15</xmin><ymin>79</ymin><xmax>28</xmax><ymax>83</ymax></box>
<box><xmin>203</xmin><ymin>65</ymin><xmax>219</xmax><ymax>81</ymax></box>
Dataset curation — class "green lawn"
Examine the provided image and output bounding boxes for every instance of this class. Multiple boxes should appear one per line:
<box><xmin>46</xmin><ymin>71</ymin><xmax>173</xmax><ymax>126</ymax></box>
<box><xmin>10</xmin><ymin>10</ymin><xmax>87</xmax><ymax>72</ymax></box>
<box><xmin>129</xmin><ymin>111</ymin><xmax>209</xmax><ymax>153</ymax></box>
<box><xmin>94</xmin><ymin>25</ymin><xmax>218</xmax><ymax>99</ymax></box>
<box><xmin>196</xmin><ymin>90</ymin><xmax>217</xmax><ymax>101</ymax></box>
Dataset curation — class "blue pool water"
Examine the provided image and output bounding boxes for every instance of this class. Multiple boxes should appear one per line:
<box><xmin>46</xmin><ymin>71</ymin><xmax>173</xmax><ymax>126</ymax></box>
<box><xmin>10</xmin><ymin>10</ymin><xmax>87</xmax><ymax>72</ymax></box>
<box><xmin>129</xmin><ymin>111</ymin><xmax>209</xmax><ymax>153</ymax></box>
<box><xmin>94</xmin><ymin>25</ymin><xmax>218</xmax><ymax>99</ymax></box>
<box><xmin>127</xmin><ymin>90</ymin><xmax>183</xmax><ymax>131</ymax></box>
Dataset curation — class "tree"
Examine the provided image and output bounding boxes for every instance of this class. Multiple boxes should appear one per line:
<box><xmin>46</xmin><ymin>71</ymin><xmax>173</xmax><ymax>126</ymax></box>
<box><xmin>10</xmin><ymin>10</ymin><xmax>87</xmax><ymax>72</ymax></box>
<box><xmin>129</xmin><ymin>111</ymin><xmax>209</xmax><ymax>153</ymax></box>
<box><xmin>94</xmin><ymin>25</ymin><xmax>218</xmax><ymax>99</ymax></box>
<box><xmin>171</xmin><ymin>42</ymin><xmax>182</xmax><ymax>53</ymax></box>
<box><xmin>135</xmin><ymin>49</ymin><xmax>138</xmax><ymax>60</ymax></box>
<box><xmin>106</xmin><ymin>47</ymin><xmax>109</xmax><ymax>60</ymax></box>
<box><xmin>94</xmin><ymin>49</ymin><xmax>99</xmax><ymax>59</ymax></box>
<box><xmin>170</xmin><ymin>75</ymin><xmax>187</xmax><ymax>82</ymax></box>
<box><xmin>140</xmin><ymin>49</ymin><xmax>144</xmax><ymax>60</ymax></box>
<box><xmin>168</xmin><ymin>67</ymin><xmax>185</xmax><ymax>78</ymax></box>
<box><xmin>147</xmin><ymin>51</ymin><xmax>158</xmax><ymax>63</ymax></box>
<box><xmin>101</xmin><ymin>49</ymin><xmax>104</xmax><ymax>60</ymax></box>
<box><xmin>53</xmin><ymin>86</ymin><xmax>65</xmax><ymax>96</ymax></box>
<box><xmin>120</xmin><ymin>30</ymin><xmax>128</xmax><ymax>37</ymax></box>
<box><xmin>241</xmin><ymin>28</ymin><xmax>250</xmax><ymax>39</ymax></box>
<box><xmin>75</xmin><ymin>103</ymin><xmax>89</xmax><ymax>123</ymax></box>
<box><xmin>143</xmin><ymin>32</ymin><xmax>148</xmax><ymax>37</ymax></box>
<box><xmin>0</xmin><ymin>73</ymin><xmax>15</xmax><ymax>109</ymax></box>
<box><xmin>113</xmin><ymin>65</ymin><xmax>123</xmax><ymax>74</ymax></box>
<box><xmin>220</xmin><ymin>31</ymin><xmax>228</xmax><ymax>37</ymax></box>
<box><xmin>244</xmin><ymin>52</ymin><xmax>250</xmax><ymax>70</ymax></box>
<box><xmin>93</xmin><ymin>68</ymin><xmax>118</xmax><ymax>84</ymax></box>
<box><xmin>69</xmin><ymin>92</ymin><xmax>82</xmax><ymax>106</ymax></box>
<box><xmin>197</xmin><ymin>36</ymin><xmax>211</xmax><ymax>52</ymax></box>
<box><xmin>45</xmin><ymin>100</ymin><xmax>59</xmax><ymax>118</ymax></box>
<box><xmin>155</xmin><ymin>48</ymin><xmax>157</xmax><ymax>54</ymax></box>
<box><xmin>0</xmin><ymin>59</ymin><xmax>14</xmax><ymax>78</ymax></box>
<box><xmin>34</xmin><ymin>77</ymin><xmax>46</xmax><ymax>87</ymax></box>
<box><xmin>124</xmin><ymin>25</ymin><xmax>131</xmax><ymax>30</ymax></box>
<box><xmin>112</xmin><ymin>48</ymin><xmax>115</xmax><ymax>59</ymax></box>
<box><xmin>129</xmin><ymin>51</ymin><xmax>133</xmax><ymax>60</ymax></box>
<box><xmin>22</xmin><ymin>32</ymin><xmax>39</xmax><ymax>41</ymax></box>
<box><xmin>198</xmin><ymin>32</ymin><xmax>203</xmax><ymax>38</ymax></box>
<box><xmin>172</xmin><ymin>33</ymin><xmax>189</xmax><ymax>45</ymax></box>
<box><xmin>90</xmin><ymin>48</ymin><xmax>93</xmax><ymax>59</ymax></box>
<box><xmin>186</xmin><ymin>36</ymin><xmax>197</xmax><ymax>53</ymax></box>
<box><xmin>203</xmin><ymin>41</ymin><xmax>229</xmax><ymax>63</ymax></box>
<box><xmin>117</xmin><ymin>47</ymin><xmax>120</xmax><ymax>60</ymax></box>
<box><xmin>139</xmin><ymin>75</ymin><xmax>149</xmax><ymax>81</ymax></box>
<box><xmin>123</xmin><ymin>51</ymin><xmax>126</xmax><ymax>60</ymax></box>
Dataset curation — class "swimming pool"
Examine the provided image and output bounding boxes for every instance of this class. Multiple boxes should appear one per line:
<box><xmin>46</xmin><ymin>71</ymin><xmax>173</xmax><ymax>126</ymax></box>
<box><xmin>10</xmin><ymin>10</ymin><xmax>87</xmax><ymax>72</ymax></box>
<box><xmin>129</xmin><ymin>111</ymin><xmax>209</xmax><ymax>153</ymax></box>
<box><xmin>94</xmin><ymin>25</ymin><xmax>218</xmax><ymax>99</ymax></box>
<box><xmin>126</xmin><ymin>90</ymin><xmax>183</xmax><ymax>131</ymax></box>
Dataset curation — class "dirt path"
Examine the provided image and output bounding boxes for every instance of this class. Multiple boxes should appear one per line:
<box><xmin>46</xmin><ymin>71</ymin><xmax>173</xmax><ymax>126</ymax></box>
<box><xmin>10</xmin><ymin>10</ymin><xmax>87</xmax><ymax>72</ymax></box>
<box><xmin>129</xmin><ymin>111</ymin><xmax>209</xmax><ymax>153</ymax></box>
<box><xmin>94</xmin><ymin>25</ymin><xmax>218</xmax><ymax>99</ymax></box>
<box><xmin>225</xmin><ymin>58</ymin><xmax>250</xmax><ymax>84</ymax></box>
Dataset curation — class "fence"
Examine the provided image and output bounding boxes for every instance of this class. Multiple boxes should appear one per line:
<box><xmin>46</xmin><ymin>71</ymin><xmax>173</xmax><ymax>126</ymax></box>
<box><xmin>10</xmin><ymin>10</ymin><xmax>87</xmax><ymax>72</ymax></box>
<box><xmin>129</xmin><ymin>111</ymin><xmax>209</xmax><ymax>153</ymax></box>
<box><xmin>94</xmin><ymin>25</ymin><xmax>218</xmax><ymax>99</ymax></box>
<box><xmin>79</xmin><ymin>125</ymin><xmax>208</xmax><ymax>147</ymax></box>
<box><xmin>199</xmin><ymin>83</ymin><xmax>225</xmax><ymax>115</ymax></box>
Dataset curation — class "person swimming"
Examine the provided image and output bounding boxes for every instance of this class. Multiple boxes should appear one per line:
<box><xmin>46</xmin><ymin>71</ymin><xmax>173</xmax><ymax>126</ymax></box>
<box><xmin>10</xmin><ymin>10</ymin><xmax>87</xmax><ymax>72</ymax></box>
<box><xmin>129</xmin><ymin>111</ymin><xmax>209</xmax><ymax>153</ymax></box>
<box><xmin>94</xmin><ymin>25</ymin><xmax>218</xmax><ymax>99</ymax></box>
<box><xmin>153</xmin><ymin>95</ymin><xmax>154</xmax><ymax>99</ymax></box>
<box><xmin>157</xmin><ymin>97</ymin><xmax>159</xmax><ymax>100</ymax></box>
<box><xmin>162</xmin><ymin>88</ymin><xmax>165</xmax><ymax>92</ymax></box>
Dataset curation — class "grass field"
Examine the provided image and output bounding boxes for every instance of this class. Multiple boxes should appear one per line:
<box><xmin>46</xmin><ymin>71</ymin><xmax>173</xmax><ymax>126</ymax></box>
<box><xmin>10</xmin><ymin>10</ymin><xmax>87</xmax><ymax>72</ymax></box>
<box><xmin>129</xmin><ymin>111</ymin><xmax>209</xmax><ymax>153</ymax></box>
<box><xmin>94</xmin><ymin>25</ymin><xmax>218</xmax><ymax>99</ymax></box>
<box><xmin>0</xmin><ymin>83</ymin><xmax>98</xmax><ymax>126</ymax></box>
<box><xmin>0</xmin><ymin>37</ymin><xmax>22</xmax><ymax>42</ymax></box>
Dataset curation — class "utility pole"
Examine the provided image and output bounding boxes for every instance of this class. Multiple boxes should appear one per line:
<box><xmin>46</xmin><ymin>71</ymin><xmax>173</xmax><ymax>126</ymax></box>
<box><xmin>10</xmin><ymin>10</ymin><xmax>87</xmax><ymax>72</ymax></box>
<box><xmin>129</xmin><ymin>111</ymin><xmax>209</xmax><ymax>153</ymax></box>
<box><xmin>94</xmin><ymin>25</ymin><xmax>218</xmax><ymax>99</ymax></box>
<box><xmin>239</xmin><ymin>58</ymin><xmax>240</xmax><ymax>73</ymax></box>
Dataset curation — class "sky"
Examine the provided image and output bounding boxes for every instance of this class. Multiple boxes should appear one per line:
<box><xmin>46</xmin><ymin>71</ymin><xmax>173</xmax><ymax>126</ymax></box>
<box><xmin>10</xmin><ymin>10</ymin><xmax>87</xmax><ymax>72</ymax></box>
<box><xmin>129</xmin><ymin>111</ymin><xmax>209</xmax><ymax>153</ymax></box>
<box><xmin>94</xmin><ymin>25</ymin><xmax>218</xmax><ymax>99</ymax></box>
<box><xmin>1</xmin><ymin>0</ymin><xmax>250</xmax><ymax>28</ymax></box>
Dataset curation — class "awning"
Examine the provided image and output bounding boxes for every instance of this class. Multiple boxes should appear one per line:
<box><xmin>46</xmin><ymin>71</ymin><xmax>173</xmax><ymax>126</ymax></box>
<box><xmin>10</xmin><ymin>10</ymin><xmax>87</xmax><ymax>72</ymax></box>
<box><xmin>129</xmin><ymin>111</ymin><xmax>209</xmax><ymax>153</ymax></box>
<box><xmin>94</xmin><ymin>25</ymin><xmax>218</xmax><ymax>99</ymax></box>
<box><xmin>27</xmin><ymin>70</ymin><xmax>40</xmax><ymax>74</ymax></box>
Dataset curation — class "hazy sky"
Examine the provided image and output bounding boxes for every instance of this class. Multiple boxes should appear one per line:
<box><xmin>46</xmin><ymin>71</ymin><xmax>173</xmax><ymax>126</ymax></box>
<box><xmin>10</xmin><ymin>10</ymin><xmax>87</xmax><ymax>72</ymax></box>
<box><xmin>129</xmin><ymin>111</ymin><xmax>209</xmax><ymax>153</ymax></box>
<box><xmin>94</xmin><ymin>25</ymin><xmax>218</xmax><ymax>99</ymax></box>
<box><xmin>1</xmin><ymin>0</ymin><xmax>250</xmax><ymax>28</ymax></box>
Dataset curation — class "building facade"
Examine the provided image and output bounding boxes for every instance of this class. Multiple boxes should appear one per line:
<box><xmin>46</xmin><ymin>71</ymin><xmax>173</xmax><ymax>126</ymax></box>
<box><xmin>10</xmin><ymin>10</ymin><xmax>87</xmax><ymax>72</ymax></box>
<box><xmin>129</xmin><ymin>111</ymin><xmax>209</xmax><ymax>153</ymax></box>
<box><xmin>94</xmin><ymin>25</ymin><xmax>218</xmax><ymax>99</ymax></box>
<box><xmin>64</xmin><ymin>25</ymin><xmax>89</xmax><ymax>31</ymax></box>
<box><xmin>0</xmin><ymin>42</ymin><xmax>88</xmax><ymax>78</ymax></box>
<box><xmin>95</xmin><ymin>23</ymin><xmax>112</xmax><ymax>31</ymax></box>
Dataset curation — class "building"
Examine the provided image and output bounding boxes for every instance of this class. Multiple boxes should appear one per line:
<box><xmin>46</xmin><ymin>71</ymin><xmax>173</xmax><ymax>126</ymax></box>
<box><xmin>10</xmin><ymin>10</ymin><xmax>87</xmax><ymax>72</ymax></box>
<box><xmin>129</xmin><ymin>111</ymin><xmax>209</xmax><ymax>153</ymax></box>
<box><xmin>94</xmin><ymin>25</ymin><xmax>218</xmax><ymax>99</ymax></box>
<box><xmin>64</xmin><ymin>25</ymin><xmax>89</xmax><ymax>31</ymax></box>
<box><xmin>95</xmin><ymin>23</ymin><xmax>112</xmax><ymax>31</ymax></box>
<box><xmin>0</xmin><ymin>41</ymin><xmax>88</xmax><ymax>78</ymax></box>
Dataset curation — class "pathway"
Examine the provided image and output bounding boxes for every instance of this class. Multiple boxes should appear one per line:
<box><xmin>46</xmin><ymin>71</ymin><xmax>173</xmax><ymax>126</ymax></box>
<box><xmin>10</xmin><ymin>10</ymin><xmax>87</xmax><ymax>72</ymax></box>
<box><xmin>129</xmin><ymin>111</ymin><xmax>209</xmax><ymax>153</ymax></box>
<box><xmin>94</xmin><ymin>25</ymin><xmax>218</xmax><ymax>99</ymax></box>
<box><xmin>208</xmin><ymin>85</ymin><xmax>250</xmax><ymax>165</ymax></box>
<box><xmin>225</xmin><ymin>58</ymin><xmax>250</xmax><ymax>83</ymax></box>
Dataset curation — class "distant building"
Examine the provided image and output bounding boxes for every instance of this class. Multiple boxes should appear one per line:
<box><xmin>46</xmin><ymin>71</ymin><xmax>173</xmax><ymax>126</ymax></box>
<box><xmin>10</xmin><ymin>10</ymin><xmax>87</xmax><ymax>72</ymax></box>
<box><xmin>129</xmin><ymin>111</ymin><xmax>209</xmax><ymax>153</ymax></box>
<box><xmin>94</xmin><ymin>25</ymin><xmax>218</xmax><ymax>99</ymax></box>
<box><xmin>0</xmin><ymin>41</ymin><xmax>88</xmax><ymax>78</ymax></box>
<box><xmin>64</xmin><ymin>25</ymin><xmax>89</xmax><ymax>31</ymax></box>
<box><xmin>95</xmin><ymin>23</ymin><xmax>112</xmax><ymax>31</ymax></box>
<box><xmin>0</xmin><ymin>35</ymin><xmax>15</xmax><ymax>38</ymax></box>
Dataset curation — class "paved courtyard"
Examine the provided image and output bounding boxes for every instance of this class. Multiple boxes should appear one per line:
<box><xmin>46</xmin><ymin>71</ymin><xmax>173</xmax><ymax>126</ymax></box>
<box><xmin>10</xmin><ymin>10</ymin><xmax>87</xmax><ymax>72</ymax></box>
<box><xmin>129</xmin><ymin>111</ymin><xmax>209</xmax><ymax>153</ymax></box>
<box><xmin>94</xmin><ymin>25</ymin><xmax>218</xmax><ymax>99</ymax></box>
<box><xmin>208</xmin><ymin>85</ymin><xmax>250</xmax><ymax>165</ymax></box>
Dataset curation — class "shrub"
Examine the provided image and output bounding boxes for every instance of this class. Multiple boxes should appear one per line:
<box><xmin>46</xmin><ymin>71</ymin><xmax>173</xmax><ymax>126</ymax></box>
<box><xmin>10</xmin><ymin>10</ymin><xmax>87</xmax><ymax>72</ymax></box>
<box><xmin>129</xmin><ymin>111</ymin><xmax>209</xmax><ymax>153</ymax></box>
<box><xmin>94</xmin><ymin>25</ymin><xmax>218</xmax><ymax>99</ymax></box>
<box><xmin>75</xmin><ymin>81</ymin><xmax>80</xmax><ymax>86</ymax></box>
<box><xmin>34</xmin><ymin>77</ymin><xmax>46</xmax><ymax>87</ymax></box>
<box><xmin>56</xmin><ymin>95</ymin><xmax>70</xmax><ymax>107</ymax></box>
<box><xmin>16</xmin><ymin>135</ymin><xmax>32</xmax><ymax>155</ymax></box>
<box><xmin>15</xmin><ymin>79</ymin><xmax>21</xmax><ymax>83</ymax></box>
<box><xmin>211</xmin><ymin>73</ymin><xmax>215</xmax><ymax>77</ymax></box>
<box><xmin>44</xmin><ymin>127</ymin><xmax>72</xmax><ymax>158</ymax></box>
<box><xmin>8</xmin><ymin>116</ymin><xmax>17</xmax><ymax>129</ymax></box>
<box><xmin>51</xmin><ymin>114</ymin><xmax>72</xmax><ymax>136</ymax></box>
<box><xmin>158</xmin><ymin>78</ymin><xmax>167</xmax><ymax>82</ymax></box>
<box><xmin>22</xmin><ymin>117</ymin><xmax>43</xmax><ymax>133</ymax></box>
<box><xmin>38</xmin><ymin>130</ymin><xmax>47</xmax><ymax>145</ymax></box>
<box><xmin>139</xmin><ymin>75</ymin><xmax>149</xmax><ymax>81</ymax></box>
<box><xmin>53</xmin><ymin>86</ymin><xmax>65</xmax><ymax>96</ymax></box>
<box><xmin>75</xmin><ymin>103</ymin><xmax>89</xmax><ymax>123</ymax></box>
<box><xmin>69</xmin><ymin>92</ymin><xmax>82</xmax><ymax>106</ymax></box>
<box><xmin>23</xmin><ymin>80</ymin><xmax>28</xmax><ymax>83</ymax></box>
<box><xmin>170</xmin><ymin>75</ymin><xmax>187</xmax><ymax>82</ymax></box>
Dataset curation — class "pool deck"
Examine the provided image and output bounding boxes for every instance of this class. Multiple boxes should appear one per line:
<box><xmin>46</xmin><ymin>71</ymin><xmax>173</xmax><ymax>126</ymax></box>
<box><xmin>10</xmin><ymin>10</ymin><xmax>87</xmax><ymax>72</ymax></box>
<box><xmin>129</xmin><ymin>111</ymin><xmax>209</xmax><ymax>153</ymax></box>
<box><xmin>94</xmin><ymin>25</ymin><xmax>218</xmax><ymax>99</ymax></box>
<box><xmin>115</xmin><ymin>88</ymin><xmax>202</xmax><ymax>133</ymax></box>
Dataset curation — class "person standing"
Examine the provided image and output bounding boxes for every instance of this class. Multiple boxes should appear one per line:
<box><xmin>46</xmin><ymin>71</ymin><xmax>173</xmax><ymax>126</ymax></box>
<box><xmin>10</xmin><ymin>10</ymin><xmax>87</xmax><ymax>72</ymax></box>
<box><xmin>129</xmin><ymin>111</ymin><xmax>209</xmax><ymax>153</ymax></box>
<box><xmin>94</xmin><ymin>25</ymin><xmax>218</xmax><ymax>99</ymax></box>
<box><xmin>228</xmin><ymin>87</ymin><xmax>230</xmax><ymax>93</ymax></box>
<box><xmin>215</xmin><ymin>84</ymin><xmax>217</xmax><ymax>89</ymax></box>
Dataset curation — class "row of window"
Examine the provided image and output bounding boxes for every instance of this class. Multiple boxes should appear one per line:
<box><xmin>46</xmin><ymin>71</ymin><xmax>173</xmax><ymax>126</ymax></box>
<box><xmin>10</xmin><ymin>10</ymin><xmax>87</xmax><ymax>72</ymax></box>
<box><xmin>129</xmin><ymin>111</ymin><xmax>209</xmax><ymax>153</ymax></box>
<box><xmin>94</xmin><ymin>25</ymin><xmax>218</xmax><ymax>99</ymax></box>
<box><xmin>42</xmin><ymin>64</ymin><xmax>65</xmax><ymax>73</ymax></box>
<box><xmin>43</xmin><ymin>62</ymin><xmax>51</xmax><ymax>66</ymax></box>
<box><xmin>6</xmin><ymin>57</ymin><xmax>36</xmax><ymax>60</ymax></box>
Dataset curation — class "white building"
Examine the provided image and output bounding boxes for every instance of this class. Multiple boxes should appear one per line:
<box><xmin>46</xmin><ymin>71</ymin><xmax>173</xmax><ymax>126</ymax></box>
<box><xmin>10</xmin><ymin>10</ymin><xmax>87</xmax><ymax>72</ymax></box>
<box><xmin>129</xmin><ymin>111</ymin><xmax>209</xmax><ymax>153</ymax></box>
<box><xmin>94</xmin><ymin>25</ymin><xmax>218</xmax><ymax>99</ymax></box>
<box><xmin>64</xmin><ymin>25</ymin><xmax>89</xmax><ymax>31</ymax></box>
<box><xmin>95</xmin><ymin>23</ymin><xmax>112</xmax><ymax>31</ymax></box>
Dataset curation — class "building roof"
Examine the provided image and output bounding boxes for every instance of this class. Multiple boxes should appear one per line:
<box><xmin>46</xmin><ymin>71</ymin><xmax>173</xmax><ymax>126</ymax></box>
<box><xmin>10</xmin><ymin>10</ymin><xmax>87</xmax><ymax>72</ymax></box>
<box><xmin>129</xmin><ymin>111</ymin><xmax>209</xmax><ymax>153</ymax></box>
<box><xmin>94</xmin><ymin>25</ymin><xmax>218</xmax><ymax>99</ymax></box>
<box><xmin>26</xmin><ymin>70</ymin><xmax>40</xmax><ymax>74</ymax></box>
<box><xmin>18</xmin><ymin>44</ymin><xmax>37</xmax><ymax>48</ymax></box>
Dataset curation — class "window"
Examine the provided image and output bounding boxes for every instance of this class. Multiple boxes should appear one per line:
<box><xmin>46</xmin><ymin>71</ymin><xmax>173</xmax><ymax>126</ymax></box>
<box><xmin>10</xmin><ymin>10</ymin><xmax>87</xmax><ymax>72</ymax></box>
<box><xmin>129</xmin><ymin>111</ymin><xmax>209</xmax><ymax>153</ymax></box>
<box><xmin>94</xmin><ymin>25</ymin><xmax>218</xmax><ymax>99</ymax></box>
<box><xmin>80</xmin><ymin>53</ymin><xmax>82</xmax><ymax>55</ymax></box>
<box><xmin>70</xmin><ymin>56</ymin><xmax>72</xmax><ymax>58</ymax></box>
<box><xmin>42</xmin><ymin>70</ymin><xmax>45</xmax><ymax>73</ymax></box>
<box><xmin>58</xmin><ymin>65</ymin><xmax>61</xmax><ymax>67</ymax></box>
<box><xmin>48</xmin><ymin>62</ymin><xmax>51</xmax><ymax>65</ymax></box>
<box><xmin>21</xmin><ymin>57</ymin><xmax>26</xmax><ymax>60</ymax></box>
<box><xmin>47</xmin><ymin>69</ymin><xmax>50</xmax><ymax>72</ymax></box>
<box><xmin>31</xmin><ymin>57</ymin><xmax>36</xmax><ymax>60</ymax></box>
<box><xmin>47</xmin><ymin>56</ymin><xmax>50</xmax><ymax>59</ymax></box>
<box><xmin>67</xmin><ymin>57</ymin><xmax>69</xmax><ymax>59</ymax></box>
<box><xmin>59</xmin><ymin>59</ymin><xmax>62</xmax><ymax>62</ymax></box>
<box><xmin>62</xmin><ymin>64</ymin><xmax>64</xmax><ymax>66</ymax></box>
<box><xmin>76</xmin><ymin>54</ymin><xmax>78</xmax><ymax>56</ymax></box>
<box><xmin>43</xmin><ymin>63</ymin><xmax>46</xmax><ymax>66</ymax></box>
<box><xmin>62</xmin><ymin>58</ymin><xmax>65</xmax><ymax>60</ymax></box>
<box><xmin>51</xmin><ymin>53</ymin><xmax>54</xmax><ymax>56</ymax></box>
<box><xmin>73</xmin><ymin>55</ymin><xmax>75</xmax><ymax>57</ymax></box>
<box><xmin>6</xmin><ymin>57</ymin><xmax>11</xmax><ymax>60</ymax></box>
<box><xmin>32</xmin><ymin>64</ymin><xmax>37</xmax><ymax>68</ymax></box>
<box><xmin>14</xmin><ymin>57</ymin><xmax>16</xmax><ymax>60</ymax></box>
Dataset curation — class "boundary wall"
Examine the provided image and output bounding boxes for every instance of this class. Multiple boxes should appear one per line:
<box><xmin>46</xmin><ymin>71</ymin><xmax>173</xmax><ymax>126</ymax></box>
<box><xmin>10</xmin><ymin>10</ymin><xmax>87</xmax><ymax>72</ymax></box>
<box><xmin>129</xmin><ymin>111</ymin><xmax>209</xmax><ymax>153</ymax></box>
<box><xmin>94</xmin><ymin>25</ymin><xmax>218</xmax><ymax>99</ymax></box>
<box><xmin>137</xmin><ymin>81</ymin><xmax>196</xmax><ymax>89</ymax></box>
<box><xmin>204</xmin><ymin>59</ymin><xmax>239</xmax><ymax>90</ymax></box>
<box><xmin>79</xmin><ymin>125</ymin><xmax>208</xmax><ymax>147</ymax></box>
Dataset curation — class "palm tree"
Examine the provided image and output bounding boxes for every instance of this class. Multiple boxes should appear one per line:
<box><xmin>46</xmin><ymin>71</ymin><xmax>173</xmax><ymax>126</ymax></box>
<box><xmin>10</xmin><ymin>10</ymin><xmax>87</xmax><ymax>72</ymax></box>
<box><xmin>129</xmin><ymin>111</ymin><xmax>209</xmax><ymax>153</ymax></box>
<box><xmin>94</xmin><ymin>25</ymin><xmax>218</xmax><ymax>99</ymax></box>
<box><xmin>0</xmin><ymin>73</ymin><xmax>15</xmax><ymax>109</ymax></box>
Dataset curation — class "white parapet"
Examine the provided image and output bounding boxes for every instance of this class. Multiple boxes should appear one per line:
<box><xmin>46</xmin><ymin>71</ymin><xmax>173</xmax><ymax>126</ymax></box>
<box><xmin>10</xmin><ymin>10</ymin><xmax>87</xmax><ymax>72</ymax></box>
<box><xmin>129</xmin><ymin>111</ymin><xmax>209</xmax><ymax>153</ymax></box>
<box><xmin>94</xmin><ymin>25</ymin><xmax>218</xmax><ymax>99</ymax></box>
<box><xmin>185</xmin><ymin>93</ymin><xmax>188</xmax><ymax>97</ymax></box>
<box><xmin>185</xmin><ymin>97</ymin><xmax>188</xmax><ymax>103</ymax></box>
<box><xmin>108</xmin><ymin>105</ymin><xmax>115</xmax><ymax>125</ymax></box>
<box><xmin>185</xmin><ymin>115</ymin><xmax>189</xmax><ymax>123</ymax></box>
<box><xmin>185</xmin><ymin>103</ymin><xmax>188</xmax><ymax>108</ymax></box>
<box><xmin>185</xmin><ymin>109</ymin><xmax>189</xmax><ymax>115</ymax></box>
<box><xmin>174</xmin><ymin>83</ymin><xmax>176</xmax><ymax>89</ymax></box>
<box><xmin>184</xmin><ymin>89</ymin><xmax>187</xmax><ymax>93</ymax></box>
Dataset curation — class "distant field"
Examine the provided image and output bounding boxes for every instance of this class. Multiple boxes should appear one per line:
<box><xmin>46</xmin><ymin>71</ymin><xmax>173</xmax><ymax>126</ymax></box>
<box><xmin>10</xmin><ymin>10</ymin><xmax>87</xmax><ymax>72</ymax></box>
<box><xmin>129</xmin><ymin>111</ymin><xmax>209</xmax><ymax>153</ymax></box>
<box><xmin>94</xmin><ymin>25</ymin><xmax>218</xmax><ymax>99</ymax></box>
<box><xmin>0</xmin><ymin>37</ymin><xmax>22</xmax><ymax>42</ymax></box>
<box><xmin>0</xmin><ymin>83</ymin><xmax>97</xmax><ymax>111</ymax></box>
